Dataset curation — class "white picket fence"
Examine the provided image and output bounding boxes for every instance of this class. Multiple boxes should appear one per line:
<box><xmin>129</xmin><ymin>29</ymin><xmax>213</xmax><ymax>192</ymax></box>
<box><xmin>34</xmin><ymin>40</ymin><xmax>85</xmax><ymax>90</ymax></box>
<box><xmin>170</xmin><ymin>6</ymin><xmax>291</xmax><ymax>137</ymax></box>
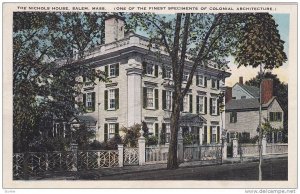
<box><xmin>145</xmin><ymin>145</ymin><xmax>169</xmax><ymax>164</ymax></box>
<box><xmin>266</xmin><ymin>143</ymin><xmax>288</xmax><ymax>155</ymax></box>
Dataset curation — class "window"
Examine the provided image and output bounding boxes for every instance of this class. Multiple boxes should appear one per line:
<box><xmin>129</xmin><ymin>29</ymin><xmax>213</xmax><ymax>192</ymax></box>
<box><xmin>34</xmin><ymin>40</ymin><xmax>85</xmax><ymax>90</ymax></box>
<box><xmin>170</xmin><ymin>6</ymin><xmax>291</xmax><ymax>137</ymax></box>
<box><xmin>241</xmin><ymin>96</ymin><xmax>246</xmax><ymax>99</ymax></box>
<box><xmin>183</xmin><ymin>95</ymin><xmax>189</xmax><ymax>112</ymax></box>
<box><xmin>230</xmin><ymin>112</ymin><xmax>237</xmax><ymax>123</ymax></box>
<box><xmin>197</xmin><ymin>74</ymin><xmax>204</xmax><ymax>86</ymax></box>
<box><xmin>146</xmin><ymin>64</ymin><xmax>154</xmax><ymax>76</ymax></box>
<box><xmin>211</xmin><ymin>126</ymin><xmax>217</xmax><ymax>143</ymax></box>
<box><xmin>183</xmin><ymin>72</ymin><xmax>189</xmax><ymax>82</ymax></box>
<box><xmin>211</xmin><ymin>98</ymin><xmax>217</xmax><ymax>115</ymax></box>
<box><xmin>146</xmin><ymin>122</ymin><xmax>154</xmax><ymax>134</ymax></box>
<box><xmin>109</xmin><ymin>123</ymin><xmax>116</xmax><ymax>139</ymax></box>
<box><xmin>165</xmin><ymin>69</ymin><xmax>172</xmax><ymax>79</ymax></box>
<box><xmin>146</xmin><ymin>88</ymin><xmax>154</xmax><ymax>108</ymax></box>
<box><xmin>110</xmin><ymin>64</ymin><xmax>116</xmax><ymax>77</ymax></box>
<box><xmin>105</xmin><ymin>63</ymin><xmax>119</xmax><ymax>77</ymax></box>
<box><xmin>166</xmin><ymin>91</ymin><xmax>173</xmax><ymax>110</ymax></box>
<box><xmin>270</xmin><ymin>112</ymin><xmax>282</xmax><ymax>122</ymax></box>
<box><xmin>109</xmin><ymin>89</ymin><xmax>115</xmax><ymax>109</ymax></box>
<box><xmin>197</xmin><ymin>95</ymin><xmax>205</xmax><ymax>114</ymax></box>
<box><xmin>166</xmin><ymin>123</ymin><xmax>171</xmax><ymax>143</ymax></box>
<box><xmin>86</xmin><ymin>93</ymin><xmax>93</xmax><ymax>108</ymax></box>
<box><xmin>211</xmin><ymin>78</ymin><xmax>217</xmax><ymax>89</ymax></box>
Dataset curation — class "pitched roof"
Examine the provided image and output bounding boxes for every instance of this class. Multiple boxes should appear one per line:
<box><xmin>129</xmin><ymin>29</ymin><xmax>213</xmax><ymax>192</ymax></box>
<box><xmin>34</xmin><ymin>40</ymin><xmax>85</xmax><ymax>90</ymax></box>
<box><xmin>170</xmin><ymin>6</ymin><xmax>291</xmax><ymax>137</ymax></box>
<box><xmin>236</xmin><ymin>83</ymin><xmax>260</xmax><ymax>98</ymax></box>
<box><xmin>225</xmin><ymin>97</ymin><xmax>277</xmax><ymax>111</ymax></box>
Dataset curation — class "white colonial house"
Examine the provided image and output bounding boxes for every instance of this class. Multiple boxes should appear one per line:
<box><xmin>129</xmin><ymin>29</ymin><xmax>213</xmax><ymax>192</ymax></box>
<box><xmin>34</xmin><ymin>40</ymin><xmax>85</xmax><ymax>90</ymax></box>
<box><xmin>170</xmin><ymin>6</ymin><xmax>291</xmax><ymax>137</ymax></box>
<box><xmin>60</xmin><ymin>15</ymin><xmax>231</xmax><ymax>145</ymax></box>
<box><xmin>225</xmin><ymin>77</ymin><xmax>284</xmax><ymax>142</ymax></box>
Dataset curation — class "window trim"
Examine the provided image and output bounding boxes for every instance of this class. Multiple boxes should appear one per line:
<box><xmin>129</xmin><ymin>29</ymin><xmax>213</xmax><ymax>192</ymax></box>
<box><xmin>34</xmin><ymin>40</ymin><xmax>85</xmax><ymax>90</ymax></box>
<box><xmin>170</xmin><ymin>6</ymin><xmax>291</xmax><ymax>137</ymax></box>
<box><xmin>211</xmin><ymin>78</ymin><xmax>218</xmax><ymax>89</ymax></box>
<box><xmin>108</xmin><ymin>89</ymin><xmax>116</xmax><ymax>110</ymax></box>
<box><xmin>145</xmin><ymin>63</ymin><xmax>155</xmax><ymax>76</ymax></box>
<box><xmin>146</xmin><ymin>88</ymin><xmax>155</xmax><ymax>109</ymax></box>
<box><xmin>197</xmin><ymin>74</ymin><xmax>205</xmax><ymax>87</ymax></box>
<box><xmin>197</xmin><ymin>95</ymin><xmax>205</xmax><ymax>114</ymax></box>
<box><xmin>211</xmin><ymin>97</ymin><xmax>218</xmax><ymax>115</ymax></box>
<box><xmin>165</xmin><ymin>90</ymin><xmax>173</xmax><ymax>111</ymax></box>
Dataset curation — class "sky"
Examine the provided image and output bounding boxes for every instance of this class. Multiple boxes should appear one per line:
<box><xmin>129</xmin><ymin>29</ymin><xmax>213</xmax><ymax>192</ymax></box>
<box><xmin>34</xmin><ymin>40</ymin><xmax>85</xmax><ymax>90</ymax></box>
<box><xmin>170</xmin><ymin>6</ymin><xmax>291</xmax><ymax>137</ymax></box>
<box><xmin>226</xmin><ymin>14</ymin><xmax>290</xmax><ymax>86</ymax></box>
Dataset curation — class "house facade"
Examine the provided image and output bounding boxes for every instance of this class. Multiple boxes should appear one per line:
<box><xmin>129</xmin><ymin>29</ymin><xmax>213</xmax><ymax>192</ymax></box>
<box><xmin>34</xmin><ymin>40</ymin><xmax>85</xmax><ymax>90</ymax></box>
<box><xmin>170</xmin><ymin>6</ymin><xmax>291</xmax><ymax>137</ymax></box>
<box><xmin>225</xmin><ymin>77</ymin><xmax>284</xmax><ymax>142</ymax></box>
<box><xmin>64</xmin><ymin>15</ymin><xmax>231</xmax><ymax>145</ymax></box>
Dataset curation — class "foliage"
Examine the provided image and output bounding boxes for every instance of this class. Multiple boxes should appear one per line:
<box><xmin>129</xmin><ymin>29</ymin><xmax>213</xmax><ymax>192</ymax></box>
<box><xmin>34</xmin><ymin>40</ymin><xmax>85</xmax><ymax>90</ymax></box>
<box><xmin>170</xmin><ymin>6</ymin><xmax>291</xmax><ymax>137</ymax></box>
<box><xmin>245</xmin><ymin>72</ymin><xmax>288</xmax><ymax>130</ymax></box>
<box><xmin>121</xmin><ymin>124</ymin><xmax>141</xmax><ymax>147</ymax></box>
<box><xmin>183</xmin><ymin>132</ymin><xmax>194</xmax><ymax>145</ymax></box>
<box><xmin>146</xmin><ymin>136</ymin><xmax>158</xmax><ymax>146</ymax></box>
<box><xmin>159</xmin><ymin>126</ymin><xmax>166</xmax><ymax>145</ymax></box>
<box><xmin>141</xmin><ymin>121</ymin><xmax>149</xmax><ymax>138</ymax></box>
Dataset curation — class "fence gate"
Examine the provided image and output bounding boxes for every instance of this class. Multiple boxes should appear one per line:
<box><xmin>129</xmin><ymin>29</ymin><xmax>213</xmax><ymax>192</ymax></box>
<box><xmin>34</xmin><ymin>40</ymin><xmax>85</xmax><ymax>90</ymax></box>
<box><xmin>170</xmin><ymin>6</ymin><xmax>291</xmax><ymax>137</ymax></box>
<box><xmin>184</xmin><ymin>145</ymin><xmax>222</xmax><ymax>165</ymax></box>
<box><xmin>123</xmin><ymin>147</ymin><xmax>139</xmax><ymax>166</ymax></box>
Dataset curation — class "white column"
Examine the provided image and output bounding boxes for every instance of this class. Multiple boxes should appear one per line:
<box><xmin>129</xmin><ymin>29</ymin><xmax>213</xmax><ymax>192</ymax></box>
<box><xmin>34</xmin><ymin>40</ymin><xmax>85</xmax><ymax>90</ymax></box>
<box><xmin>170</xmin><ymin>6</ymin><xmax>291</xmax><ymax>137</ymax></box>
<box><xmin>138</xmin><ymin>130</ymin><xmax>146</xmax><ymax>165</ymax></box>
<box><xmin>199</xmin><ymin>126</ymin><xmax>203</xmax><ymax>145</ymax></box>
<box><xmin>118</xmin><ymin>144</ymin><xmax>124</xmax><ymax>167</ymax></box>
<box><xmin>126</xmin><ymin>57</ymin><xmax>143</xmax><ymax>127</ymax></box>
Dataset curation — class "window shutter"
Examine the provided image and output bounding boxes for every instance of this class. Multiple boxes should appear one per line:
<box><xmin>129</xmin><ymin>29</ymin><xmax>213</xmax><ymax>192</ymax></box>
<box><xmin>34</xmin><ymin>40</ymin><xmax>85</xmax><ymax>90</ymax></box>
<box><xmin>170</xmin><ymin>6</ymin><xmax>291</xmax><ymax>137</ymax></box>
<box><xmin>115</xmin><ymin>88</ymin><xmax>119</xmax><ymax>110</ymax></box>
<box><xmin>83</xmin><ymin>93</ymin><xmax>86</xmax><ymax>108</ymax></box>
<box><xmin>115</xmin><ymin>123</ymin><xmax>119</xmax><ymax>136</ymax></box>
<box><xmin>91</xmin><ymin>92</ymin><xmax>95</xmax><ymax>112</ymax></box>
<box><xmin>217</xmin><ymin>126</ymin><xmax>220</xmax><ymax>143</ymax></box>
<box><xmin>116</xmin><ymin>63</ymin><xmax>119</xmax><ymax>76</ymax></box>
<box><xmin>155</xmin><ymin>123</ymin><xmax>159</xmax><ymax>138</ymax></box>
<box><xmin>104</xmin><ymin>90</ymin><xmax>108</xmax><ymax>110</ymax></box>
<box><xmin>142</xmin><ymin>62</ymin><xmax>146</xmax><ymax>75</ymax></box>
<box><xmin>143</xmin><ymin>87</ymin><xmax>147</xmax><ymax>108</ymax></box>
<box><xmin>196</xmin><ymin>96</ymin><xmax>199</xmax><ymax>114</ymax></box>
<box><xmin>204</xmin><ymin>126</ymin><xmax>207</xmax><ymax>144</ymax></box>
<box><xmin>105</xmin><ymin>65</ymin><xmax>108</xmax><ymax>76</ymax></box>
<box><xmin>217</xmin><ymin>100</ymin><xmax>220</xmax><ymax>115</ymax></box>
<box><xmin>155</xmin><ymin>65</ymin><xmax>158</xmax><ymax>77</ymax></box>
<box><xmin>217</xmin><ymin>80</ymin><xmax>220</xmax><ymax>89</ymax></box>
<box><xmin>162</xmin><ymin>123</ymin><xmax>166</xmax><ymax>142</ymax></box>
<box><xmin>162</xmin><ymin>66</ymin><xmax>166</xmax><ymax>78</ymax></box>
<box><xmin>162</xmin><ymin>90</ymin><xmax>166</xmax><ymax>110</ymax></box>
<box><xmin>155</xmin><ymin>89</ymin><xmax>159</xmax><ymax>109</ymax></box>
<box><xmin>230</xmin><ymin>112</ymin><xmax>233</xmax><ymax>123</ymax></box>
<box><xmin>189</xmin><ymin>94</ymin><xmax>193</xmax><ymax>113</ymax></box>
<box><xmin>204</xmin><ymin>97</ymin><xmax>207</xmax><ymax>114</ymax></box>
<box><xmin>210</xmin><ymin>98</ymin><xmax>212</xmax><ymax>115</ymax></box>
<box><xmin>196</xmin><ymin>75</ymin><xmax>199</xmax><ymax>86</ymax></box>
<box><xmin>204</xmin><ymin>77</ymin><xmax>207</xmax><ymax>87</ymax></box>
<box><xmin>104</xmin><ymin>124</ymin><xmax>108</xmax><ymax>142</ymax></box>
<box><xmin>234</xmin><ymin>112</ymin><xmax>237</xmax><ymax>123</ymax></box>
<box><xmin>210</xmin><ymin>126</ymin><xmax>213</xmax><ymax>144</ymax></box>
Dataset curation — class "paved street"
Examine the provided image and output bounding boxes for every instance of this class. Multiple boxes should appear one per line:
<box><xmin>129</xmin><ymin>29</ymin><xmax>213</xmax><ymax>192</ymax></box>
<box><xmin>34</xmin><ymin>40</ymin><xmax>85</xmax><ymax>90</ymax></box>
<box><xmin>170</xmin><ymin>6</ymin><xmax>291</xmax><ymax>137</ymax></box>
<box><xmin>77</xmin><ymin>157</ymin><xmax>287</xmax><ymax>180</ymax></box>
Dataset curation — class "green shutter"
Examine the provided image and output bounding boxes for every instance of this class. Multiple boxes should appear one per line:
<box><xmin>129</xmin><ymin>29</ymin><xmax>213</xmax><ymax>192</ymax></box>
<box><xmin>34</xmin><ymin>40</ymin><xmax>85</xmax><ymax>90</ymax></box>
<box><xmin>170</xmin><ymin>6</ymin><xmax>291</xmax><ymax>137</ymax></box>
<box><xmin>155</xmin><ymin>123</ymin><xmax>159</xmax><ymax>138</ymax></box>
<box><xmin>105</xmin><ymin>65</ymin><xmax>108</xmax><ymax>76</ymax></box>
<box><xmin>91</xmin><ymin>92</ymin><xmax>95</xmax><ymax>112</ymax></box>
<box><xmin>162</xmin><ymin>123</ymin><xmax>166</xmax><ymax>142</ymax></box>
<box><xmin>196</xmin><ymin>96</ymin><xmax>199</xmax><ymax>114</ymax></box>
<box><xmin>142</xmin><ymin>62</ymin><xmax>146</xmax><ymax>75</ymax></box>
<box><xmin>217</xmin><ymin>80</ymin><xmax>220</xmax><ymax>89</ymax></box>
<box><xmin>210</xmin><ymin>98</ymin><xmax>212</xmax><ymax>115</ymax></box>
<box><xmin>143</xmin><ymin>87</ymin><xmax>147</xmax><ymax>108</ymax></box>
<box><xmin>116</xmin><ymin>63</ymin><xmax>119</xmax><ymax>76</ymax></box>
<box><xmin>155</xmin><ymin>65</ymin><xmax>158</xmax><ymax>77</ymax></box>
<box><xmin>196</xmin><ymin>75</ymin><xmax>199</xmax><ymax>86</ymax></box>
<box><xmin>83</xmin><ymin>93</ymin><xmax>86</xmax><ymax>109</ymax></box>
<box><xmin>162</xmin><ymin>66</ymin><xmax>166</xmax><ymax>78</ymax></box>
<box><xmin>189</xmin><ymin>95</ymin><xmax>193</xmax><ymax>113</ymax></box>
<box><xmin>204</xmin><ymin>126</ymin><xmax>207</xmax><ymax>144</ymax></box>
<box><xmin>217</xmin><ymin>99</ymin><xmax>220</xmax><ymax>115</ymax></box>
<box><xmin>235</xmin><ymin>112</ymin><xmax>237</xmax><ymax>123</ymax></box>
<box><xmin>155</xmin><ymin>89</ymin><xmax>159</xmax><ymax>109</ymax></box>
<box><xmin>204</xmin><ymin>97</ymin><xmax>207</xmax><ymax>114</ymax></box>
<box><xmin>217</xmin><ymin>126</ymin><xmax>220</xmax><ymax>143</ymax></box>
<box><xmin>204</xmin><ymin>77</ymin><xmax>207</xmax><ymax>87</ymax></box>
<box><xmin>162</xmin><ymin>90</ymin><xmax>166</xmax><ymax>110</ymax></box>
<box><xmin>210</xmin><ymin>126</ymin><xmax>213</xmax><ymax>144</ymax></box>
<box><xmin>115</xmin><ymin>123</ymin><xmax>119</xmax><ymax>136</ymax></box>
<box><xmin>104</xmin><ymin>124</ymin><xmax>108</xmax><ymax>142</ymax></box>
<box><xmin>115</xmin><ymin>88</ymin><xmax>119</xmax><ymax>109</ymax></box>
<box><xmin>104</xmin><ymin>90</ymin><xmax>108</xmax><ymax>110</ymax></box>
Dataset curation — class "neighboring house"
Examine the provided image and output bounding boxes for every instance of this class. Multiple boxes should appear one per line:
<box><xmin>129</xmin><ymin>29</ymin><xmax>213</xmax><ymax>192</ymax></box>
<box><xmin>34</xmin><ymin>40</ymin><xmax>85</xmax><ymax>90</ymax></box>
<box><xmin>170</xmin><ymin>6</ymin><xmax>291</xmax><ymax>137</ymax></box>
<box><xmin>58</xmin><ymin>15</ymin><xmax>231</xmax><ymax>145</ymax></box>
<box><xmin>225</xmin><ymin>77</ymin><xmax>284</xmax><ymax>142</ymax></box>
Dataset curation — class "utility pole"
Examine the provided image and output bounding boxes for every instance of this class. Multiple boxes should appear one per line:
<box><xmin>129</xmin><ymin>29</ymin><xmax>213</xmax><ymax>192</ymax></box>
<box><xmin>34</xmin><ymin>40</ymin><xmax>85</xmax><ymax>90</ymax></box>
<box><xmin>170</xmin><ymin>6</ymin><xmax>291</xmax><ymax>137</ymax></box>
<box><xmin>258</xmin><ymin>63</ymin><xmax>263</xmax><ymax>181</ymax></box>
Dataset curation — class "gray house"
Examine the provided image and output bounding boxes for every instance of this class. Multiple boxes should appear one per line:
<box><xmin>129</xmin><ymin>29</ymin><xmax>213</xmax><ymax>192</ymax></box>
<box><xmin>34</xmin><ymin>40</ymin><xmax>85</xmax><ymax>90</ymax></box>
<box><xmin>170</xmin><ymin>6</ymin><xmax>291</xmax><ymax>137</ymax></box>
<box><xmin>225</xmin><ymin>77</ymin><xmax>284</xmax><ymax>142</ymax></box>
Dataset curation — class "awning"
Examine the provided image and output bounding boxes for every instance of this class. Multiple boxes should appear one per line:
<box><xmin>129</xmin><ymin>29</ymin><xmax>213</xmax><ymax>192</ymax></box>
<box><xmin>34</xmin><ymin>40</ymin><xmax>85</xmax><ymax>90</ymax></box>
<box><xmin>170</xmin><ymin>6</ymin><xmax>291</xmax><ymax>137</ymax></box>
<box><xmin>179</xmin><ymin>113</ymin><xmax>207</xmax><ymax>127</ymax></box>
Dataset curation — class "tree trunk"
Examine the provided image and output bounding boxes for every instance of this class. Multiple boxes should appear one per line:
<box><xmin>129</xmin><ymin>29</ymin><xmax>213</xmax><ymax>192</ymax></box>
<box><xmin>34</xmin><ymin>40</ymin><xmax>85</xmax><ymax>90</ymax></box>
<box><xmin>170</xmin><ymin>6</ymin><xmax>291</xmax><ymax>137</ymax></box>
<box><xmin>167</xmin><ymin>93</ymin><xmax>181</xmax><ymax>169</ymax></box>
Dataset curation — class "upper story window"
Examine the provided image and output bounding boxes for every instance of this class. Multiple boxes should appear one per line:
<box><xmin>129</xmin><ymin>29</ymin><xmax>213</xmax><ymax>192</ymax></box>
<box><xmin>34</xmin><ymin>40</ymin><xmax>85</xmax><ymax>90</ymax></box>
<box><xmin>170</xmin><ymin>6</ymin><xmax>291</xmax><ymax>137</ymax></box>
<box><xmin>105</xmin><ymin>63</ymin><xmax>119</xmax><ymax>77</ymax></box>
<box><xmin>197</xmin><ymin>95</ymin><xmax>205</xmax><ymax>114</ymax></box>
<box><xmin>197</xmin><ymin>74</ymin><xmax>204</xmax><ymax>86</ymax></box>
<box><xmin>165</xmin><ymin>69</ymin><xmax>172</xmax><ymax>79</ymax></box>
<box><xmin>86</xmin><ymin>93</ymin><xmax>93</xmax><ymax>108</ymax></box>
<box><xmin>183</xmin><ymin>72</ymin><xmax>189</xmax><ymax>82</ymax></box>
<box><xmin>142</xmin><ymin>62</ymin><xmax>158</xmax><ymax>77</ymax></box>
<box><xmin>230</xmin><ymin>112</ymin><xmax>237</xmax><ymax>123</ymax></box>
<box><xmin>211</xmin><ymin>98</ymin><xmax>218</xmax><ymax>115</ymax></box>
<box><xmin>104</xmin><ymin>88</ymin><xmax>119</xmax><ymax>111</ymax></box>
<box><xmin>146</xmin><ymin>88</ymin><xmax>154</xmax><ymax>108</ymax></box>
<box><xmin>270</xmin><ymin>112</ymin><xmax>282</xmax><ymax>122</ymax></box>
<box><xmin>146</xmin><ymin>64</ymin><xmax>154</xmax><ymax>75</ymax></box>
<box><xmin>211</xmin><ymin>78</ymin><xmax>218</xmax><ymax>89</ymax></box>
<box><xmin>109</xmin><ymin>89</ymin><xmax>115</xmax><ymax>109</ymax></box>
<box><xmin>83</xmin><ymin>92</ymin><xmax>95</xmax><ymax>112</ymax></box>
<box><xmin>143</xmin><ymin>87</ymin><xmax>159</xmax><ymax>110</ymax></box>
<box><xmin>166</xmin><ymin>90</ymin><xmax>173</xmax><ymax>110</ymax></box>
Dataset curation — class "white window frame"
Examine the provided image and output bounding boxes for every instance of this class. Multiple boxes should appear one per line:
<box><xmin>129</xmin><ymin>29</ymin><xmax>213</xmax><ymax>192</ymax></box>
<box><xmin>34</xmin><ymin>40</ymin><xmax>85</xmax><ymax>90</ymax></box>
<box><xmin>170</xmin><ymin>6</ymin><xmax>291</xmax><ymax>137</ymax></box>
<box><xmin>198</xmin><ymin>95</ymin><xmax>205</xmax><ymax>114</ymax></box>
<box><xmin>108</xmin><ymin>89</ymin><xmax>116</xmax><ymax>110</ymax></box>
<box><xmin>183</xmin><ymin>95</ymin><xmax>189</xmax><ymax>112</ymax></box>
<box><xmin>212</xmin><ymin>98</ymin><xmax>217</xmax><ymax>115</ymax></box>
<box><xmin>108</xmin><ymin>123</ymin><xmax>116</xmax><ymax>139</ymax></box>
<box><xmin>197</xmin><ymin>74</ymin><xmax>204</xmax><ymax>87</ymax></box>
<box><xmin>146</xmin><ymin>88</ymin><xmax>155</xmax><ymax>109</ymax></box>
<box><xmin>166</xmin><ymin>123</ymin><xmax>171</xmax><ymax>143</ymax></box>
<box><xmin>146</xmin><ymin>63</ymin><xmax>154</xmax><ymax>76</ymax></box>
<box><xmin>86</xmin><ymin>93</ymin><xmax>93</xmax><ymax>108</ymax></box>
<box><xmin>211</xmin><ymin>78</ymin><xmax>218</xmax><ymax>89</ymax></box>
<box><xmin>166</xmin><ymin>90</ymin><xmax>173</xmax><ymax>110</ymax></box>
<box><xmin>211</xmin><ymin>126</ymin><xmax>217</xmax><ymax>143</ymax></box>
<box><xmin>109</xmin><ymin>64</ymin><xmax>116</xmax><ymax>77</ymax></box>
<box><xmin>146</xmin><ymin>122</ymin><xmax>154</xmax><ymax>134</ymax></box>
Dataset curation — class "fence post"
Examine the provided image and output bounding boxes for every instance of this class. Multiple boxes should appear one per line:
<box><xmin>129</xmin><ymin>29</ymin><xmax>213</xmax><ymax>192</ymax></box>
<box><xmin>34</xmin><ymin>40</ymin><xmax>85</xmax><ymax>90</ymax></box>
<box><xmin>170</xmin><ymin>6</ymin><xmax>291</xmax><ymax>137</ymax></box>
<box><xmin>70</xmin><ymin>143</ymin><xmax>78</xmax><ymax>171</ymax></box>
<box><xmin>118</xmin><ymin>144</ymin><xmax>124</xmax><ymax>167</ymax></box>
<box><xmin>177</xmin><ymin>127</ymin><xmax>184</xmax><ymax>163</ymax></box>
<box><xmin>222</xmin><ymin>138</ymin><xmax>227</xmax><ymax>160</ymax></box>
<box><xmin>262</xmin><ymin>136</ymin><xmax>267</xmax><ymax>155</ymax></box>
<box><xmin>232</xmin><ymin>138</ymin><xmax>238</xmax><ymax>158</ymax></box>
<box><xmin>138</xmin><ymin>130</ymin><xmax>146</xmax><ymax>165</ymax></box>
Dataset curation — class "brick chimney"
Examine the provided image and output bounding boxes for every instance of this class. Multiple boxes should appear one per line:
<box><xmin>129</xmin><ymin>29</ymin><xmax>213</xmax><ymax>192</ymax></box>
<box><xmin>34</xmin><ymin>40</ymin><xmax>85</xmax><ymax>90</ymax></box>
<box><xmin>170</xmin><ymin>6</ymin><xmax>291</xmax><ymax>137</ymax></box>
<box><xmin>239</xmin><ymin>76</ymin><xmax>243</xmax><ymax>85</ymax></box>
<box><xmin>104</xmin><ymin>15</ymin><xmax>125</xmax><ymax>44</ymax></box>
<box><xmin>261</xmin><ymin>79</ymin><xmax>273</xmax><ymax>104</ymax></box>
<box><xmin>225</xmin><ymin>87</ymin><xmax>232</xmax><ymax>103</ymax></box>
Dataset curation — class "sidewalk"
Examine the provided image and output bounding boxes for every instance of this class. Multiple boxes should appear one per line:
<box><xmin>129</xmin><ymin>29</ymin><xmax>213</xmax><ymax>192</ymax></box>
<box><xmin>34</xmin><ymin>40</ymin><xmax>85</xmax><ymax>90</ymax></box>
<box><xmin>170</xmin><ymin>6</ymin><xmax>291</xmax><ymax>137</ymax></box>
<box><xmin>31</xmin><ymin>153</ymin><xmax>287</xmax><ymax>180</ymax></box>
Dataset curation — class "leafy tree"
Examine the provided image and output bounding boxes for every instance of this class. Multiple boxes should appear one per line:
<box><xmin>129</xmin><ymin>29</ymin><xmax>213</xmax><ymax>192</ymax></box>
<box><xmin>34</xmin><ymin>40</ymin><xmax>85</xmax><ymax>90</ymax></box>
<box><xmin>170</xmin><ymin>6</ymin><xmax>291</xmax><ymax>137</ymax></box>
<box><xmin>130</xmin><ymin>13</ymin><xmax>286</xmax><ymax>170</ymax></box>
<box><xmin>121</xmin><ymin>124</ymin><xmax>141</xmax><ymax>147</ymax></box>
